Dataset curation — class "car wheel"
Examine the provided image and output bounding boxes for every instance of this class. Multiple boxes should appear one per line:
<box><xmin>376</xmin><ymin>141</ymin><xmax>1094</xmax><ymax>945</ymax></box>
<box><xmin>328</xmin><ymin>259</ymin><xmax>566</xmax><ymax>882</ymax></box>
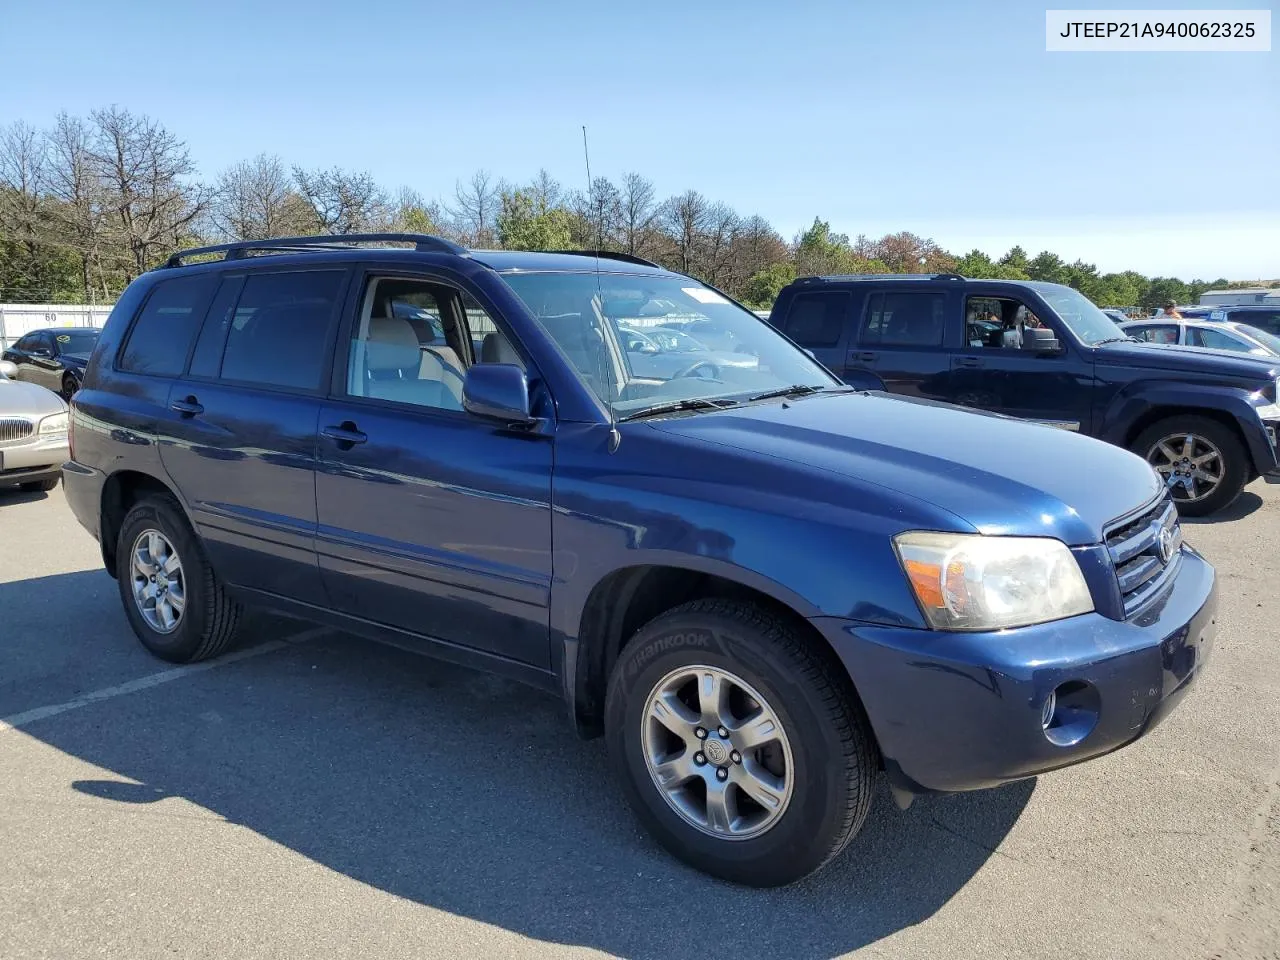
<box><xmin>61</xmin><ymin>373</ymin><xmax>80</xmax><ymax>401</ymax></box>
<box><xmin>605</xmin><ymin>599</ymin><xmax>877</xmax><ymax>887</ymax></box>
<box><xmin>115</xmin><ymin>494</ymin><xmax>243</xmax><ymax>663</ymax></box>
<box><xmin>19</xmin><ymin>478</ymin><xmax>59</xmax><ymax>493</ymax></box>
<box><xmin>1134</xmin><ymin>415</ymin><xmax>1247</xmax><ymax>517</ymax></box>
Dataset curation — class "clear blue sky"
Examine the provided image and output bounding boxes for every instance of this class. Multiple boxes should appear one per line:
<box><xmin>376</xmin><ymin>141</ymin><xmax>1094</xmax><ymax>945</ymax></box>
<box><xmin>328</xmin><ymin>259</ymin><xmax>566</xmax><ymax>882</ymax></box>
<box><xmin>4</xmin><ymin>0</ymin><xmax>1277</xmax><ymax>278</ymax></box>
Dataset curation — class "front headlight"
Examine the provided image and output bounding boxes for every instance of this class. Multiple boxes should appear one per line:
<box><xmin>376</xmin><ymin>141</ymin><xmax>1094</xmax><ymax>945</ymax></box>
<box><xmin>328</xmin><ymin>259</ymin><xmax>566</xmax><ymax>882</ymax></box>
<box><xmin>38</xmin><ymin>412</ymin><xmax>68</xmax><ymax>437</ymax></box>
<box><xmin>893</xmin><ymin>531</ymin><xmax>1094</xmax><ymax>631</ymax></box>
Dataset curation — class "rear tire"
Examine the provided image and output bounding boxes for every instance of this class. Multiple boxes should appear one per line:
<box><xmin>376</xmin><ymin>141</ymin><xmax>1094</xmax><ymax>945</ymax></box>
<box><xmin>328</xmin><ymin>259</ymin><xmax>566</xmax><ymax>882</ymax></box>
<box><xmin>605</xmin><ymin>599</ymin><xmax>877</xmax><ymax>887</ymax></box>
<box><xmin>115</xmin><ymin>494</ymin><xmax>243</xmax><ymax>663</ymax></box>
<box><xmin>1133</xmin><ymin>415</ymin><xmax>1247</xmax><ymax>517</ymax></box>
<box><xmin>19</xmin><ymin>478</ymin><xmax>59</xmax><ymax>493</ymax></box>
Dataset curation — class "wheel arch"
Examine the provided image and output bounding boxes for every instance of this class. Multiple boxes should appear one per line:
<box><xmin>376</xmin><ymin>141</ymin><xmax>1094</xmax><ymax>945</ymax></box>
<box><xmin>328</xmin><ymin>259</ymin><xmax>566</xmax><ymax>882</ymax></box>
<box><xmin>565</xmin><ymin>562</ymin><xmax>863</xmax><ymax>743</ymax></box>
<box><xmin>99</xmin><ymin>469</ymin><xmax>185</xmax><ymax>578</ymax></box>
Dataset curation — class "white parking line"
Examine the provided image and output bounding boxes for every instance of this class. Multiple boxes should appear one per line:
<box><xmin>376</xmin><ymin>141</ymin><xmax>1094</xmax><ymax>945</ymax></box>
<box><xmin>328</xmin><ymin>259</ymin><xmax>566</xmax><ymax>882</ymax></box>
<box><xmin>0</xmin><ymin>626</ymin><xmax>330</xmax><ymax>734</ymax></box>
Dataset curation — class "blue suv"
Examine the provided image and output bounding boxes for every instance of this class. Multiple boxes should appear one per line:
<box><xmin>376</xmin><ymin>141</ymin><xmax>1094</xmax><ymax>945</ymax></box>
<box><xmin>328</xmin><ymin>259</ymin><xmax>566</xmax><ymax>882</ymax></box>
<box><xmin>63</xmin><ymin>235</ymin><xmax>1217</xmax><ymax>887</ymax></box>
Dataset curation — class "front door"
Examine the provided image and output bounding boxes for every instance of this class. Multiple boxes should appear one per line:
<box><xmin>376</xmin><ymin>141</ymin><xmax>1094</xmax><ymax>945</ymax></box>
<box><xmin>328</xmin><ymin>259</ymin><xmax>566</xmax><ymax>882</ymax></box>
<box><xmin>947</xmin><ymin>291</ymin><xmax>1094</xmax><ymax>432</ymax></box>
<box><xmin>314</xmin><ymin>270</ymin><xmax>554</xmax><ymax>667</ymax></box>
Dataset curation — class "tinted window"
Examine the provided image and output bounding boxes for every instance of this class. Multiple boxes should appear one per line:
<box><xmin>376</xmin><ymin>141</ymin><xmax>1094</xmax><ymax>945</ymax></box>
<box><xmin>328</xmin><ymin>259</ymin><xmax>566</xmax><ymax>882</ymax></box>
<box><xmin>1229</xmin><ymin>310</ymin><xmax>1280</xmax><ymax>334</ymax></box>
<box><xmin>219</xmin><ymin>271</ymin><xmax>344</xmax><ymax>390</ymax></box>
<box><xmin>781</xmin><ymin>292</ymin><xmax>848</xmax><ymax>348</ymax></box>
<box><xmin>51</xmin><ymin>330</ymin><xmax>99</xmax><ymax>354</ymax></box>
<box><xmin>863</xmin><ymin>293</ymin><xmax>945</xmax><ymax>347</ymax></box>
<box><xmin>15</xmin><ymin>333</ymin><xmax>42</xmax><ymax>351</ymax></box>
<box><xmin>189</xmin><ymin>276</ymin><xmax>246</xmax><ymax>379</ymax></box>
<box><xmin>119</xmin><ymin>275</ymin><xmax>217</xmax><ymax>376</ymax></box>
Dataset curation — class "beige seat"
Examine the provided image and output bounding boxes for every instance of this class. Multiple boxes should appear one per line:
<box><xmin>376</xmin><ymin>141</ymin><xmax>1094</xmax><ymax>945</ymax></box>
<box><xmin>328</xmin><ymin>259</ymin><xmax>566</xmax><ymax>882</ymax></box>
<box><xmin>363</xmin><ymin>316</ymin><xmax>461</xmax><ymax>411</ymax></box>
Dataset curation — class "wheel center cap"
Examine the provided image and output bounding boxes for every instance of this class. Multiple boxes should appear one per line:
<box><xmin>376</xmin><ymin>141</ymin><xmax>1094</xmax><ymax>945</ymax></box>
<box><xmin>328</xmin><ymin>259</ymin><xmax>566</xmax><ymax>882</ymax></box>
<box><xmin>703</xmin><ymin>738</ymin><xmax>729</xmax><ymax>766</ymax></box>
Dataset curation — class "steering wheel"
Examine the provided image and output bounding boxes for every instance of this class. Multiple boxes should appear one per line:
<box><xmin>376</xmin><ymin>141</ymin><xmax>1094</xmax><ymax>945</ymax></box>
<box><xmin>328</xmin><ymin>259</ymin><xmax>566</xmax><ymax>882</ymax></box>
<box><xmin>672</xmin><ymin>359</ymin><xmax>721</xmax><ymax>380</ymax></box>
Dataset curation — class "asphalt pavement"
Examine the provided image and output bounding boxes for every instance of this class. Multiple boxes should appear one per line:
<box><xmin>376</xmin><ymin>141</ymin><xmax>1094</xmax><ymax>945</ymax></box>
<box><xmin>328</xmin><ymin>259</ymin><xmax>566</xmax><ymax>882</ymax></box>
<box><xmin>1</xmin><ymin>482</ymin><xmax>1277</xmax><ymax>960</ymax></box>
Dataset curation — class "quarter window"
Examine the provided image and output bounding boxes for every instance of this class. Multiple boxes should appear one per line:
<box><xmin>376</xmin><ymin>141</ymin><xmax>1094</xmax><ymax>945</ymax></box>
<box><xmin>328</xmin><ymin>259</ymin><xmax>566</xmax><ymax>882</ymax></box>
<box><xmin>119</xmin><ymin>275</ymin><xmax>217</xmax><ymax>376</ymax></box>
<box><xmin>863</xmin><ymin>293</ymin><xmax>945</xmax><ymax>347</ymax></box>
<box><xmin>781</xmin><ymin>293</ymin><xmax>848</xmax><ymax>348</ymax></box>
<box><xmin>219</xmin><ymin>271</ymin><xmax>345</xmax><ymax>390</ymax></box>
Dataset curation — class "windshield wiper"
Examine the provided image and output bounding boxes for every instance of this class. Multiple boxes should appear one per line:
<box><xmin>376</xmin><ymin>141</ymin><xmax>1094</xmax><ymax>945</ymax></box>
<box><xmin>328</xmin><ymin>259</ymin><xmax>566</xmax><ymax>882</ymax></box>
<box><xmin>1094</xmin><ymin>336</ymin><xmax>1141</xmax><ymax>345</ymax></box>
<box><xmin>617</xmin><ymin>397</ymin><xmax>741</xmax><ymax>423</ymax></box>
<box><xmin>748</xmin><ymin>384</ymin><xmax>844</xmax><ymax>402</ymax></box>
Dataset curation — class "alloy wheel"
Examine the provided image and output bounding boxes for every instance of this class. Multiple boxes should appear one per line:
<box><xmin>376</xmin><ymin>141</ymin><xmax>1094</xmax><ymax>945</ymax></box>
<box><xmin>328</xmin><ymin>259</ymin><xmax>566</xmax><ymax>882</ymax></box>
<box><xmin>1146</xmin><ymin>432</ymin><xmax>1224</xmax><ymax>503</ymax></box>
<box><xmin>130</xmin><ymin>529</ymin><xmax>186</xmax><ymax>634</ymax></box>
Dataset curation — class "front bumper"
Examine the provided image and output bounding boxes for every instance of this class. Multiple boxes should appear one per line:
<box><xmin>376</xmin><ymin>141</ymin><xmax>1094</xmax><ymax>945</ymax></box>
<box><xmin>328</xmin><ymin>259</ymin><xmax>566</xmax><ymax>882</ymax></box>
<box><xmin>812</xmin><ymin>547</ymin><xmax>1217</xmax><ymax>795</ymax></box>
<box><xmin>0</xmin><ymin>436</ymin><xmax>69</xmax><ymax>487</ymax></box>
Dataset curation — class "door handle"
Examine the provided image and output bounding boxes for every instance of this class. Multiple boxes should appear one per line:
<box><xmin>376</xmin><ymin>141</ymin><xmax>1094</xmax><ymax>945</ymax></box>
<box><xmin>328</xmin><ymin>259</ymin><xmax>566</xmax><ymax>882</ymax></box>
<box><xmin>955</xmin><ymin>356</ymin><xmax>984</xmax><ymax>369</ymax></box>
<box><xmin>169</xmin><ymin>396</ymin><xmax>204</xmax><ymax>416</ymax></box>
<box><xmin>854</xmin><ymin>351</ymin><xmax>877</xmax><ymax>362</ymax></box>
<box><xmin>322</xmin><ymin>421</ymin><xmax>367</xmax><ymax>447</ymax></box>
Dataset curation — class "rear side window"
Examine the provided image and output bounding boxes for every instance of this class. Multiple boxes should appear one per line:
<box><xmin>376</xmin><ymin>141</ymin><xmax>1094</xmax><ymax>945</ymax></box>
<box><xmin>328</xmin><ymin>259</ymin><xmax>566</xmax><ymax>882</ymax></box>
<box><xmin>119</xmin><ymin>275</ymin><xmax>217</xmax><ymax>376</ymax></box>
<box><xmin>1130</xmin><ymin>324</ymin><xmax>1178</xmax><ymax>344</ymax></box>
<box><xmin>863</xmin><ymin>292</ymin><xmax>945</xmax><ymax>347</ymax></box>
<box><xmin>1188</xmin><ymin>327</ymin><xmax>1248</xmax><ymax>352</ymax></box>
<box><xmin>218</xmin><ymin>270</ymin><xmax>345</xmax><ymax>390</ymax></box>
<box><xmin>780</xmin><ymin>292</ymin><xmax>849</xmax><ymax>348</ymax></box>
<box><xmin>1229</xmin><ymin>310</ymin><xmax>1280</xmax><ymax>333</ymax></box>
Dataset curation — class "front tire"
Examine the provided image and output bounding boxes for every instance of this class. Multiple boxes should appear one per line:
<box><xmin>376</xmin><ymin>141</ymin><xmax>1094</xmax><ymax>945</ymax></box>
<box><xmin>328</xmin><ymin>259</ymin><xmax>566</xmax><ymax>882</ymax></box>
<box><xmin>605</xmin><ymin>599</ymin><xmax>877</xmax><ymax>887</ymax></box>
<box><xmin>115</xmin><ymin>495</ymin><xmax>243</xmax><ymax>663</ymax></box>
<box><xmin>61</xmin><ymin>373</ymin><xmax>79</xmax><ymax>401</ymax></box>
<box><xmin>1133</xmin><ymin>415</ymin><xmax>1247</xmax><ymax>517</ymax></box>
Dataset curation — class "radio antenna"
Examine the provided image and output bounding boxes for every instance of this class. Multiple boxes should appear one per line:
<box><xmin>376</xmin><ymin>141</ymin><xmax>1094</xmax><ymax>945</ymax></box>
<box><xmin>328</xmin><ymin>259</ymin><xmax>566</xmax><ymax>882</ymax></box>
<box><xmin>583</xmin><ymin>124</ymin><xmax>620</xmax><ymax>452</ymax></box>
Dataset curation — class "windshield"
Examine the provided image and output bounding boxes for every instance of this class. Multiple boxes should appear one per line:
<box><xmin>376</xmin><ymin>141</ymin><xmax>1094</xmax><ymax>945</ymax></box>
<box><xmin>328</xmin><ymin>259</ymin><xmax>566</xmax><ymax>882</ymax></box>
<box><xmin>1027</xmin><ymin>283</ymin><xmax>1131</xmax><ymax>346</ymax></box>
<box><xmin>500</xmin><ymin>271</ymin><xmax>839</xmax><ymax>417</ymax></box>
<box><xmin>1238</xmin><ymin>324</ymin><xmax>1280</xmax><ymax>355</ymax></box>
<box><xmin>53</xmin><ymin>330</ymin><xmax>99</xmax><ymax>354</ymax></box>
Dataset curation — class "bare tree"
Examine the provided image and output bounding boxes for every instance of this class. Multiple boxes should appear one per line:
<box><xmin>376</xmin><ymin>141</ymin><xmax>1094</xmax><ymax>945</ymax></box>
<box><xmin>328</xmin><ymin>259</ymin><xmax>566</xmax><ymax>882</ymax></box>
<box><xmin>659</xmin><ymin>190</ymin><xmax>710</xmax><ymax>275</ymax></box>
<box><xmin>0</xmin><ymin>121</ymin><xmax>50</xmax><ymax>296</ymax></box>
<box><xmin>389</xmin><ymin>186</ymin><xmax>449</xmax><ymax>236</ymax></box>
<box><xmin>292</xmin><ymin>165</ymin><xmax>390</xmax><ymax>235</ymax></box>
<box><xmin>450</xmin><ymin>170</ymin><xmax>501</xmax><ymax>247</ymax></box>
<box><xmin>568</xmin><ymin>176</ymin><xmax>622</xmax><ymax>250</ymax></box>
<box><xmin>529</xmin><ymin>169</ymin><xmax>562</xmax><ymax>212</ymax></box>
<box><xmin>89</xmin><ymin>106</ymin><xmax>208</xmax><ymax>279</ymax></box>
<box><xmin>699</xmin><ymin>201</ymin><xmax>741</xmax><ymax>287</ymax></box>
<box><xmin>44</xmin><ymin>114</ymin><xmax>112</xmax><ymax>300</ymax></box>
<box><xmin>212</xmin><ymin>153</ymin><xmax>312</xmax><ymax>240</ymax></box>
<box><xmin>619</xmin><ymin>172</ymin><xmax>657</xmax><ymax>257</ymax></box>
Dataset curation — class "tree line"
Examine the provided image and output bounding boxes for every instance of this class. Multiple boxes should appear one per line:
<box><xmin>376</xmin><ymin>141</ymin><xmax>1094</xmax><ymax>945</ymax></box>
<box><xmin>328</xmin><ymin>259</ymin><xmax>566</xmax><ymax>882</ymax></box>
<box><xmin>0</xmin><ymin>107</ymin><xmax>1264</xmax><ymax>310</ymax></box>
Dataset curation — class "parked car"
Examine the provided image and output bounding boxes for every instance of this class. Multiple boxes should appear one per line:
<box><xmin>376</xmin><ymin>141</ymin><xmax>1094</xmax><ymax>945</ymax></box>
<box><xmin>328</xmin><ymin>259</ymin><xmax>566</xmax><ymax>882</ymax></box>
<box><xmin>64</xmin><ymin>234</ymin><xmax>1216</xmax><ymax>887</ymax></box>
<box><xmin>1121</xmin><ymin>318</ymin><xmax>1280</xmax><ymax>358</ymax></box>
<box><xmin>0</xmin><ymin>359</ymin><xmax>69</xmax><ymax>492</ymax></box>
<box><xmin>1</xmin><ymin>327</ymin><xmax>101</xmax><ymax>400</ymax></box>
<box><xmin>1199</xmin><ymin>304</ymin><xmax>1280</xmax><ymax>337</ymax></box>
<box><xmin>1101</xmin><ymin>308</ymin><xmax>1129</xmax><ymax>324</ymax></box>
<box><xmin>618</xmin><ymin>324</ymin><xmax>758</xmax><ymax>379</ymax></box>
<box><xmin>769</xmin><ymin>273</ymin><xmax>1280</xmax><ymax>516</ymax></box>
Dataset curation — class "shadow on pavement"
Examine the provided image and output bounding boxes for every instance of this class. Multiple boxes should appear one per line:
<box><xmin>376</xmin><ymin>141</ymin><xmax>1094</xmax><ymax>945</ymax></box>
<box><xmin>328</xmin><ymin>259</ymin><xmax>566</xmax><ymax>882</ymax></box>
<box><xmin>1181</xmin><ymin>490</ymin><xmax>1264</xmax><ymax>524</ymax></box>
<box><xmin>0</xmin><ymin>486</ymin><xmax>56</xmax><ymax>506</ymax></box>
<box><xmin>5</xmin><ymin>570</ymin><xmax>1033</xmax><ymax>959</ymax></box>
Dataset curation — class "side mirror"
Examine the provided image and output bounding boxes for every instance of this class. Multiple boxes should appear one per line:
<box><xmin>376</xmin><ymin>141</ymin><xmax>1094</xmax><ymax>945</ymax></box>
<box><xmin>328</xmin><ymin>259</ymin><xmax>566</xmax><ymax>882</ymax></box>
<box><xmin>463</xmin><ymin>363</ymin><xmax>536</xmax><ymax>426</ymax></box>
<box><xmin>1025</xmin><ymin>325</ymin><xmax>1062</xmax><ymax>355</ymax></box>
<box><xmin>638</xmin><ymin>343</ymin><xmax>659</xmax><ymax>355</ymax></box>
<box><xmin>0</xmin><ymin>360</ymin><xmax>17</xmax><ymax>378</ymax></box>
<box><xmin>31</xmin><ymin>347</ymin><xmax>52</xmax><ymax>358</ymax></box>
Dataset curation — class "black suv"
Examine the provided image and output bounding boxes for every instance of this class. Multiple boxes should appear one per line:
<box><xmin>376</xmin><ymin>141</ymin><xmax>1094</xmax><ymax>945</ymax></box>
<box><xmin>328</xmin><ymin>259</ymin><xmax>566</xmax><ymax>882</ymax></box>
<box><xmin>769</xmin><ymin>274</ymin><xmax>1280</xmax><ymax>516</ymax></box>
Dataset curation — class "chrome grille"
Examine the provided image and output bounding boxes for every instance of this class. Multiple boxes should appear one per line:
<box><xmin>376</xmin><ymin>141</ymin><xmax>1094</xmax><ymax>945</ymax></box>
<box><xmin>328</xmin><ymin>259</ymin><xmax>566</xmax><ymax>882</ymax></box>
<box><xmin>1105</xmin><ymin>495</ymin><xmax>1182</xmax><ymax>617</ymax></box>
<box><xmin>0</xmin><ymin>417</ymin><xmax>34</xmax><ymax>445</ymax></box>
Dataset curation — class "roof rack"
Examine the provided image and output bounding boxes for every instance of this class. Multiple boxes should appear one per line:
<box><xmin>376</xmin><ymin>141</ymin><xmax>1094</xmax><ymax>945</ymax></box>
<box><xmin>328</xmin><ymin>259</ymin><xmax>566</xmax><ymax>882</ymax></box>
<box><xmin>799</xmin><ymin>272</ymin><xmax>967</xmax><ymax>283</ymax></box>
<box><xmin>162</xmin><ymin>233</ymin><xmax>467</xmax><ymax>268</ymax></box>
<box><xmin>538</xmin><ymin>250</ymin><xmax>664</xmax><ymax>269</ymax></box>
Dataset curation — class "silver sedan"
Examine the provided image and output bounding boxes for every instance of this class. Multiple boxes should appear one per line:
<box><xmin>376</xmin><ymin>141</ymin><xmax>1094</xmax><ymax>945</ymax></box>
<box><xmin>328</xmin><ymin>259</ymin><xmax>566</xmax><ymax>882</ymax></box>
<box><xmin>0</xmin><ymin>359</ymin><xmax>69</xmax><ymax>493</ymax></box>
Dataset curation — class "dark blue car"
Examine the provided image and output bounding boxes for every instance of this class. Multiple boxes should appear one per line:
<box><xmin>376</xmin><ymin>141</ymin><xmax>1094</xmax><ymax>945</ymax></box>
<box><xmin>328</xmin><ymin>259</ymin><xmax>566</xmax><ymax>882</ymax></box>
<box><xmin>62</xmin><ymin>235</ymin><xmax>1217</xmax><ymax>887</ymax></box>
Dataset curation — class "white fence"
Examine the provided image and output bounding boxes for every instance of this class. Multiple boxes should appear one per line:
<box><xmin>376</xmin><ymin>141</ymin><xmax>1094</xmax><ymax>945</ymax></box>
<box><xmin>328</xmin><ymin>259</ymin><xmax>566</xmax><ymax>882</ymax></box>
<box><xmin>0</xmin><ymin>304</ymin><xmax>113</xmax><ymax>350</ymax></box>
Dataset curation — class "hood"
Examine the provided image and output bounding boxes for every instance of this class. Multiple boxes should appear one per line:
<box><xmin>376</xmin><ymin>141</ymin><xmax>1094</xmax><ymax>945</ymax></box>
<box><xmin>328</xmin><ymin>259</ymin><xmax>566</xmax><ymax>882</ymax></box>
<box><xmin>0</xmin><ymin>376</ymin><xmax>68</xmax><ymax>417</ymax></box>
<box><xmin>648</xmin><ymin>392</ymin><xmax>1161</xmax><ymax>545</ymax></box>
<box><xmin>1097</xmin><ymin>340</ymin><xmax>1278</xmax><ymax>381</ymax></box>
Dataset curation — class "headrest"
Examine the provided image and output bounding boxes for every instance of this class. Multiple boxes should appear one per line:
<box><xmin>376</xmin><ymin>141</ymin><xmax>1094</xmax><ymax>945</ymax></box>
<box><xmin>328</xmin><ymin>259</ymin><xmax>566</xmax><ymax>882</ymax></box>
<box><xmin>366</xmin><ymin>316</ymin><xmax>421</xmax><ymax>373</ymax></box>
<box><xmin>481</xmin><ymin>332</ymin><xmax>521</xmax><ymax>365</ymax></box>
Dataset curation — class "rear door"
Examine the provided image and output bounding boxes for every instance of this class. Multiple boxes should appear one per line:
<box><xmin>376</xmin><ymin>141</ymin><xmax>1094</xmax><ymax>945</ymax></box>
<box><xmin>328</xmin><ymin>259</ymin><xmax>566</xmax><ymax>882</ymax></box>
<box><xmin>850</xmin><ymin>288</ymin><xmax>953</xmax><ymax>398</ymax></box>
<box><xmin>157</xmin><ymin>266</ymin><xmax>349</xmax><ymax>606</ymax></box>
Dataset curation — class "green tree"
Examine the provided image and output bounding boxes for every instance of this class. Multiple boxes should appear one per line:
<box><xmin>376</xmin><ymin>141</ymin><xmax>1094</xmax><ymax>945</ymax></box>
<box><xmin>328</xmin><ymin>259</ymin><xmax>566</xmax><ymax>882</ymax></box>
<box><xmin>955</xmin><ymin>248</ymin><xmax>1028</xmax><ymax>279</ymax></box>
<box><xmin>1140</xmin><ymin>277</ymin><xmax>1191</xmax><ymax>311</ymax></box>
<box><xmin>998</xmin><ymin>245</ymin><xmax>1029</xmax><ymax>274</ymax></box>
<box><xmin>1027</xmin><ymin>251</ymin><xmax>1067</xmax><ymax>284</ymax></box>
<box><xmin>496</xmin><ymin>188</ymin><xmax>575</xmax><ymax>251</ymax></box>
<box><xmin>741</xmin><ymin>262</ymin><xmax>796</xmax><ymax>307</ymax></box>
